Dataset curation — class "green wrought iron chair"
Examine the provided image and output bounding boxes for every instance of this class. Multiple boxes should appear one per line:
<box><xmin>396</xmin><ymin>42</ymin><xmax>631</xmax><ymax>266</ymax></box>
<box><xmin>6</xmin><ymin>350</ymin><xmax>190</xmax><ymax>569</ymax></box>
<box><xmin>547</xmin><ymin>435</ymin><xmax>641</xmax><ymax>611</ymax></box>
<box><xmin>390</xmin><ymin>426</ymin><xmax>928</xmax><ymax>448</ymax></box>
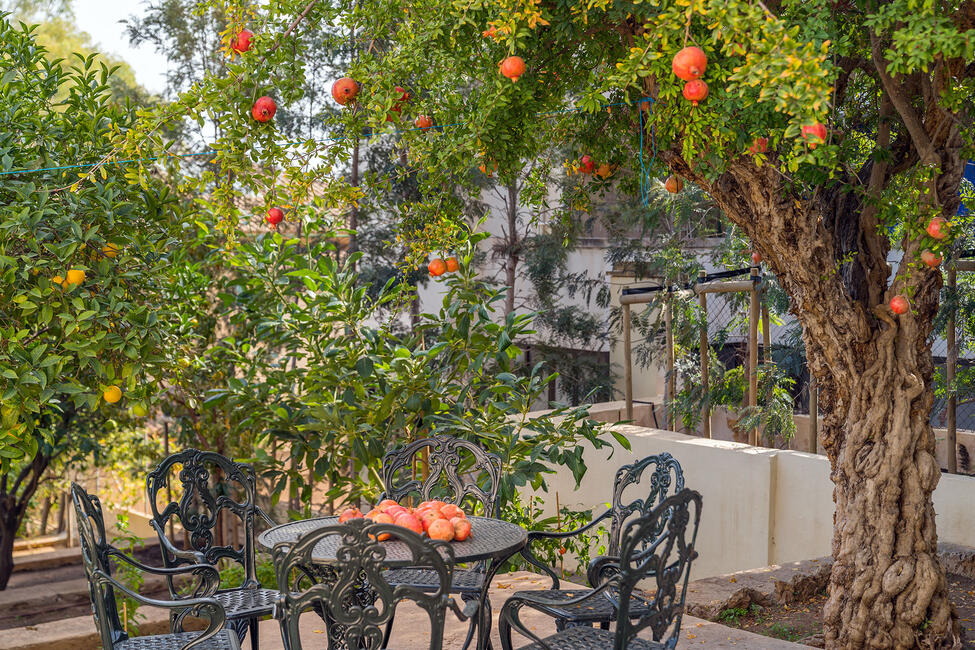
<box><xmin>378</xmin><ymin>434</ymin><xmax>502</xmax><ymax>649</ymax></box>
<box><xmin>499</xmin><ymin>488</ymin><xmax>703</xmax><ymax>650</ymax></box>
<box><xmin>513</xmin><ymin>452</ymin><xmax>685</xmax><ymax>630</ymax></box>
<box><xmin>71</xmin><ymin>482</ymin><xmax>240</xmax><ymax>650</ymax></box>
<box><xmin>270</xmin><ymin>517</ymin><xmax>476</xmax><ymax>650</ymax></box>
<box><xmin>146</xmin><ymin>449</ymin><xmax>278</xmax><ymax>650</ymax></box>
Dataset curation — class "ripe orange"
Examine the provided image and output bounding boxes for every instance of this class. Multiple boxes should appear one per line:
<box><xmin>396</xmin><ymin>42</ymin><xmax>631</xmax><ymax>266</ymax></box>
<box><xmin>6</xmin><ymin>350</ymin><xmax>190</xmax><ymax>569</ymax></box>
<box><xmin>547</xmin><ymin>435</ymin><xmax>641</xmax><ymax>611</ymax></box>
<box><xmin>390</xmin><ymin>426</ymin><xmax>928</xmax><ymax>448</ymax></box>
<box><xmin>66</xmin><ymin>269</ymin><xmax>86</xmax><ymax>285</ymax></box>
<box><xmin>101</xmin><ymin>243</ymin><xmax>119</xmax><ymax>259</ymax></box>
<box><xmin>103</xmin><ymin>385</ymin><xmax>122</xmax><ymax>403</ymax></box>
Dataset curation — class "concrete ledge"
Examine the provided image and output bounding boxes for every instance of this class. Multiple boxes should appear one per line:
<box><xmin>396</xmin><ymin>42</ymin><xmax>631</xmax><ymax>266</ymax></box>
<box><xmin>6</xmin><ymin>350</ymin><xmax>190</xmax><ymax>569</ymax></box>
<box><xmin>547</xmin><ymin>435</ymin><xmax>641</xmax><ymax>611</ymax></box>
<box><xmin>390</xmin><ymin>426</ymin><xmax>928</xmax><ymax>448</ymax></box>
<box><xmin>938</xmin><ymin>542</ymin><xmax>975</xmax><ymax>579</ymax></box>
<box><xmin>12</xmin><ymin>538</ymin><xmax>160</xmax><ymax>574</ymax></box>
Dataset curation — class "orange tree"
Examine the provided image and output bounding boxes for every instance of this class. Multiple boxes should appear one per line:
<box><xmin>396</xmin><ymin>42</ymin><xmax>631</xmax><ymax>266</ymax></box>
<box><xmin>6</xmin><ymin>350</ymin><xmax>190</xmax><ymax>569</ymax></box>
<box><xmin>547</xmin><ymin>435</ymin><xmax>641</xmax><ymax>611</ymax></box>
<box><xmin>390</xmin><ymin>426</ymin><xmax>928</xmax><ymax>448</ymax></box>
<box><xmin>112</xmin><ymin>0</ymin><xmax>972</xmax><ymax>646</ymax></box>
<box><xmin>0</xmin><ymin>17</ymin><xmax>177</xmax><ymax>587</ymax></box>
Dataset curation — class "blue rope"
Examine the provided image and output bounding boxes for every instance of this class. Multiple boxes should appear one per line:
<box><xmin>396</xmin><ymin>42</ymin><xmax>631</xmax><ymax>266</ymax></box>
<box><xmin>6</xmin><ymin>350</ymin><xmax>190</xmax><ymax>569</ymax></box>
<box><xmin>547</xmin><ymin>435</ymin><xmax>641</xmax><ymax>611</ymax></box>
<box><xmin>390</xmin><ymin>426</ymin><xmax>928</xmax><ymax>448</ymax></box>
<box><xmin>0</xmin><ymin>97</ymin><xmax>655</xmax><ymax>178</ymax></box>
<box><xmin>638</xmin><ymin>97</ymin><xmax>656</xmax><ymax>207</ymax></box>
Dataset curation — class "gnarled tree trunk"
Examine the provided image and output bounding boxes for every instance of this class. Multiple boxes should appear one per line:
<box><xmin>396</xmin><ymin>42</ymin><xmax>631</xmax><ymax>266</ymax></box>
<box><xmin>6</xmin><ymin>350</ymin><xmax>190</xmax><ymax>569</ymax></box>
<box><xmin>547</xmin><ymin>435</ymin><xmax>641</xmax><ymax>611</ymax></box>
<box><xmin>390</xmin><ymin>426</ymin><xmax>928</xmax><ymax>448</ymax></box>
<box><xmin>662</xmin><ymin>144</ymin><xmax>963</xmax><ymax>646</ymax></box>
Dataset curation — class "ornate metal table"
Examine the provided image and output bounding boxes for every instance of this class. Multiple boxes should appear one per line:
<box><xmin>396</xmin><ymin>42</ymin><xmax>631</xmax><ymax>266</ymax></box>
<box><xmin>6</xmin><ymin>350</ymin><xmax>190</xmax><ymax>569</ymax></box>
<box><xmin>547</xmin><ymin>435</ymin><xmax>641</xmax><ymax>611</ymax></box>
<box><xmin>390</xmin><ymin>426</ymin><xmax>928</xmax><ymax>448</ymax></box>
<box><xmin>258</xmin><ymin>515</ymin><xmax>528</xmax><ymax>650</ymax></box>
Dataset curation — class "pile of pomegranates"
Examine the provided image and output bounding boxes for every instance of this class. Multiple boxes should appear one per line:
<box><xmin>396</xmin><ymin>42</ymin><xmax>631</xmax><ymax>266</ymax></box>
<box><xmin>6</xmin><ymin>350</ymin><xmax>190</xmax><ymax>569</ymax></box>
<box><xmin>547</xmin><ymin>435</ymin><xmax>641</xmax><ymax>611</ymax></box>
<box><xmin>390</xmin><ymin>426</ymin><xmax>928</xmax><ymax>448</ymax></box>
<box><xmin>338</xmin><ymin>499</ymin><xmax>472</xmax><ymax>542</ymax></box>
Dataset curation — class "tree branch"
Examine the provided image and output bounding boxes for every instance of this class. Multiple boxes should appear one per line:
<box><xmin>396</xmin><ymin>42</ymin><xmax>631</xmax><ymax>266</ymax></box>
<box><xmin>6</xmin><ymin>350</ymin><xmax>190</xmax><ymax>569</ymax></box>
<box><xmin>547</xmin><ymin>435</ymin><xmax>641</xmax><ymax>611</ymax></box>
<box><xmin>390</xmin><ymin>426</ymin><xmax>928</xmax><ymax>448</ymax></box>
<box><xmin>268</xmin><ymin>0</ymin><xmax>321</xmax><ymax>54</ymax></box>
<box><xmin>870</xmin><ymin>31</ymin><xmax>938</xmax><ymax>166</ymax></box>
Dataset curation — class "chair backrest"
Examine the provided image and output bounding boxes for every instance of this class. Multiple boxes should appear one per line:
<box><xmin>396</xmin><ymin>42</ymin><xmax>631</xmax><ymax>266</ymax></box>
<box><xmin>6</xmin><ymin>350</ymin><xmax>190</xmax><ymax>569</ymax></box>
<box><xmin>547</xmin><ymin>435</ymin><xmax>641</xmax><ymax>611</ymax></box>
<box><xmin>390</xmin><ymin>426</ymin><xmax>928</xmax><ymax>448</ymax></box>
<box><xmin>146</xmin><ymin>448</ymin><xmax>260</xmax><ymax>584</ymax></box>
<box><xmin>607</xmin><ymin>452</ymin><xmax>685</xmax><ymax>556</ymax></box>
<box><xmin>272</xmin><ymin>518</ymin><xmax>455</xmax><ymax>650</ymax></box>
<box><xmin>71</xmin><ymin>482</ymin><xmax>126</xmax><ymax>649</ymax></box>
<box><xmin>614</xmin><ymin>489</ymin><xmax>702</xmax><ymax>650</ymax></box>
<box><xmin>380</xmin><ymin>435</ymin><xmax>502</xmax><ymax>517</ymax></box>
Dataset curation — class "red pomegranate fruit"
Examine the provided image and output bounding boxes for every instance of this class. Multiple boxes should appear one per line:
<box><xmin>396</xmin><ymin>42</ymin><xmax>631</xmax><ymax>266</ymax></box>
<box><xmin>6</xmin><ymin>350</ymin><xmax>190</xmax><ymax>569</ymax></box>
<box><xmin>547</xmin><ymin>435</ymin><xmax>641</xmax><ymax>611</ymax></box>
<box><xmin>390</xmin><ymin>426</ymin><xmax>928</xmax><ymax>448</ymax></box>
<box><xmin>394</xmin><ymin>513</ymin><xmax>423</xmax><ymax>535</ymax></box>
<box><xmin>921</xmin><ymin>250</ymin><xmax>942</xmax><ymax>268</ymax></box>
<box><xmin>252</xmin><ymin>96</ymin><xmax>277</xmax><ymax>123</ymax></box>
<box><xmin>890</xmin><ymin>295</ymin><xmax>909</xmax><ymax>315</ymax></box>
<box><xmin>331</xmin><ymin>77</ymin><xmax>359</xmax><ymax>105</ymax></box>
<box><xmin>500</xmin><ymin>56</ymin><xmax>526</xmax><ymax>82</ymax></box>
<box><xmin>427</xmin><ymin>519</ymin><xmax>455</xmax><ymax>542</ymax></box>
<box><xmin>801</xmin><ymin>122</ymin><xmax>827</xmax><ymax>149</ymax></box>
<box><xmin>672</xmin><ymin>46</ymin><xmax>707</xmax><ymax>81</ymax></box>
<box><xmin>682</xmin><ymin>80</ymin><xmax>709</xmax><ymax>106</ymax></box>
<box><xmin>415</xmin><ymin>114</ymin><xmax>433</xmax><ymax>130</ymax></box>
<box><xmin>752</xmin><ymin>252</ymin><xmax>762</xmax><ymax>265</ymax></box>
<box><xmin>452</xmin><ymin>519</ymin><xmax>472</xmax><ymax>542</ymax></box>
<box><xmin>664</xmin><ymin>175</ymin><xmax>683</xmax><ymax>194</ymax></box>
<box><xmin>927</xmin><ymin>216</ymin><xmax>950</xmax><ymax>240</ymax></box>
<box><xmin>748</xmin><ymin>137</ymin><xmax>768</xmax><ymax>154</ymax></box>
<box><xmin>579</xmin><ymin>155</ymin><xmax>595</xmax><ymax>174</ymax></box>
<box><xmin>266</xmin><ymin>208</ymin><xmax>284</xmax><ymax>227</ymax></box>
<box><xmin>428</xmin><ymin>258</ymin><xmax>447</xmax><ymax>276</ymax></box>
<box><xmin>232</xmin><ymin>29</ymin><xmax>253</xmax><ymax>53</ymax></box>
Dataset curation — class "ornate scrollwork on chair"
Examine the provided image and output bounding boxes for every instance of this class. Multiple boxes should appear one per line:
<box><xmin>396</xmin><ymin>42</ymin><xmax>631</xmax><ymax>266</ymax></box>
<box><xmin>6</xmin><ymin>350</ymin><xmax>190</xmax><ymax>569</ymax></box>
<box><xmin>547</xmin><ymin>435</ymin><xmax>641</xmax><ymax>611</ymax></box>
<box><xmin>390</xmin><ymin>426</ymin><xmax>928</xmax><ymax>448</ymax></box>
<box><xmin>378</xmin><ymin>434</ymin><xmax>502</xmax><ymax>649</ymax></box>
<box><xmin>499</xmin><ymin>488</ymin><xmax>703</xmax><ymax>650</ymax></box>
<box><xmin>71</xmin><ymin>482</ymin><xmax>239</xmax><ymax>650</ymax></box>
<box><xmin>271</xmin><ymin>518</ymin><xmax>473</xmax><ymax>650</ymax></box>
<box><xmin>515</xmin><ymin>452</ymin><xmax>685</xmax><ymax>632</ymax></box>
<box><xmin>146</xmin><ymin>449</ymin><xmax>278</xmax><ymax>649</ymax></box>
<box><xmin>380</xmin><ymin>434</ymin><xmax>503</xmax><ymax>516</ymax></box>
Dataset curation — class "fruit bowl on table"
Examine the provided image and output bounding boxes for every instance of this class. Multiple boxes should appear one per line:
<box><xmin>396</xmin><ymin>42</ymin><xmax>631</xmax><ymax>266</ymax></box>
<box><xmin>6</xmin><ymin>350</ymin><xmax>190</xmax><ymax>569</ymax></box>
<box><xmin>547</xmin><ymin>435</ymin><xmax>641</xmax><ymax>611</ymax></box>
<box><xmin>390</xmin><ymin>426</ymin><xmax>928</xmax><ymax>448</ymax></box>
<box><xmin>339</xmin><ymin>499</ymin><xmax>473</xmax><ymax>543</ymax></box>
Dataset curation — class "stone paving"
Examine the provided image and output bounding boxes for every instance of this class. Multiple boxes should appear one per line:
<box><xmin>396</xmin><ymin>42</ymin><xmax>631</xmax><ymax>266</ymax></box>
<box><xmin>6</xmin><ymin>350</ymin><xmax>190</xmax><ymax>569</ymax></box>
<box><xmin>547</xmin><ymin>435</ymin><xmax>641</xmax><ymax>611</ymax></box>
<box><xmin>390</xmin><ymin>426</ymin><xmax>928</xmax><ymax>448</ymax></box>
<box><xmin>254</xmin><ymin>572</ymin><xmax>809</xmax><ymax>649</ymax></box>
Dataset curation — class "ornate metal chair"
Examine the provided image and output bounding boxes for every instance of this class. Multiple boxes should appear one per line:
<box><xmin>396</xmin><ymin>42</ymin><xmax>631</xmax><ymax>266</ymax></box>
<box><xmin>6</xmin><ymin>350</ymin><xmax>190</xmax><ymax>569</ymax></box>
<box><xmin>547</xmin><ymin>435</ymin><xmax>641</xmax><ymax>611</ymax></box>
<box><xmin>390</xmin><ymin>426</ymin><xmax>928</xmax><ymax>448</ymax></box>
<box><xmin>71</xmin><ymin>483</ymin><xmax>240</xmax><ymax>650</ymax></box>
<box><xmin>146</xmin><ymin>449</ymin><xmax>278</xmax><ymax>649</ymax></box>
<box><xmin>499</xmin><ymin>488</ymin><xmax>703</xmax><ymax>650</ymax></box>
<box><xmin>378</xmin><ymin>434</ymin><xmax>503</xmax><ymax>649</ymax></box>
<box><xmin>515</xmin><ymin>452</ymin><xmax>684</xmax><ymax>630</ymax></box>
<box><xmin>271</xmin><ymin>517</ymin><xmax>475</xmax><ymax>650</ymax></box>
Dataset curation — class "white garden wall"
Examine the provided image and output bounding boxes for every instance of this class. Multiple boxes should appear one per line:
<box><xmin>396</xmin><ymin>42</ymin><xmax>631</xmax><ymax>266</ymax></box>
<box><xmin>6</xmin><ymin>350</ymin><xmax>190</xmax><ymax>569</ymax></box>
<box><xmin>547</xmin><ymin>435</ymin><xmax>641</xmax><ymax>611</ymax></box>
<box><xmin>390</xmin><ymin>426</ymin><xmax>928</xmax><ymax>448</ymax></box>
<box><xmin>522</xmin><ymin>423</ymin><xmax>975</xmax><ymax>581</ymax></box>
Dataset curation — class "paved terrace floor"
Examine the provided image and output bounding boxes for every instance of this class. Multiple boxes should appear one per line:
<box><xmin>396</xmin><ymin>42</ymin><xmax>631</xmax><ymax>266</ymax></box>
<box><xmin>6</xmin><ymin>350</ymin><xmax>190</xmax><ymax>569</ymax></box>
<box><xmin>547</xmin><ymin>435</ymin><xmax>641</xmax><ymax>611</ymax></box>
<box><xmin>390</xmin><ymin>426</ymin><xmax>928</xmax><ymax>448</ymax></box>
<box><xmin>0</xmin><ymin>571</ymin><xmax>808</xmax><ymax>649</ymax></box>
<box><xmin>255</xmin><ymin>572</ymin><xmax>808</xmax><ymax>649</ymax></box>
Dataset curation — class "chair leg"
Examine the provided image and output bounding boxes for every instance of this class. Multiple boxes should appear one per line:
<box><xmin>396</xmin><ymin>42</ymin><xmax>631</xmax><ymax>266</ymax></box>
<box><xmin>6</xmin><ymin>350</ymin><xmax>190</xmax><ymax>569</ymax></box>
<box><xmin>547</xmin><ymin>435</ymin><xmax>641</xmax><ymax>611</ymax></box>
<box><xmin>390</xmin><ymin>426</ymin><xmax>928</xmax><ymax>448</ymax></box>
<box><xmin>381</xmin><ymin>609</ymin><xmax>396</xmax><ymax>649</ymax></box>
<box><xmin>250</xmin><ymin>617</ymin><xmax>259</xmax><ymax>650</ymax></box>
<box><xmin>460</xmin><ymin>608</ymin><xmax>478</xmax><ymax>650</ymax></box>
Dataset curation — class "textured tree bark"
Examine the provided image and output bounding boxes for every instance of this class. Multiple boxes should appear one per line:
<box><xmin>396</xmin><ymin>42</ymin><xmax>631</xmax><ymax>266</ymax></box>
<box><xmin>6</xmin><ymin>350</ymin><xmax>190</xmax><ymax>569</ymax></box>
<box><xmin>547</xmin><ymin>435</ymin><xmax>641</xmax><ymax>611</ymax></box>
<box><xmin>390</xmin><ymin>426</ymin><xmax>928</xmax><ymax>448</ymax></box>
<box><xmin>660</xmin><ymin>152</ymin><xmax>961</xmax><ymax>648</ymax></box>
<box><xmin>0</xmin><ymin>502</ymin><xmax>18</xmax><ymax>590</ymax></box>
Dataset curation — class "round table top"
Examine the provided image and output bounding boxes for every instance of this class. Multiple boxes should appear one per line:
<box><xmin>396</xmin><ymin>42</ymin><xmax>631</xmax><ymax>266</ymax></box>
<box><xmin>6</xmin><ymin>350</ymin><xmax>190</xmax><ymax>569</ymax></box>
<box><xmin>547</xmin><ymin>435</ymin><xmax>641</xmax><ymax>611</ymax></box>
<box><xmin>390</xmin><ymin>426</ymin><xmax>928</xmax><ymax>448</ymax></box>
<box><xmin>258</xmin><ymin>515</ymin><xmax>528</xmax><ymax>565</ymax></box>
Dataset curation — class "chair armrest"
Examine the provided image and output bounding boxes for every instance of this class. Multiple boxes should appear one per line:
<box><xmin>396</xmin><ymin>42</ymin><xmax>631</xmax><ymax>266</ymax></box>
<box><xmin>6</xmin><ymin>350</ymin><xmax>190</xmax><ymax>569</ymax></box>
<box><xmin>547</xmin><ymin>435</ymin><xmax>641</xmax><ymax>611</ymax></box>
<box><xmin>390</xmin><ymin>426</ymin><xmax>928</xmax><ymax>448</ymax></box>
<box><xmin>586</xmin><ymin>554</ymin><xmax>621</xmax><ymax>589</ymax></box>
<box><xmin>256</xmin><ymin>506</ymin><xmax>276</xmax><ymax>529</ymax></box>
<box><xmin>105</xmin><ymin>549</ymin><xmax>220</xmax><ymax>597</ymax></box>
<box><xmin>447</xmin><ymin>596</ymin><xmax>480</xmax><ymax>622</ymax></box>
<box><xmin>520</xmin><ymin>509</ymin><xmax>612</xmax><ymax>589</ymax></box>
<box><xmin>92</xmin><ymin>570</ymin><xmax>230</xmax><ymax>649</ymax></box>
<box><xmin>151</xmin><ymin>520</ymin><xmax>208</xmax><ymax>565</ymax></box>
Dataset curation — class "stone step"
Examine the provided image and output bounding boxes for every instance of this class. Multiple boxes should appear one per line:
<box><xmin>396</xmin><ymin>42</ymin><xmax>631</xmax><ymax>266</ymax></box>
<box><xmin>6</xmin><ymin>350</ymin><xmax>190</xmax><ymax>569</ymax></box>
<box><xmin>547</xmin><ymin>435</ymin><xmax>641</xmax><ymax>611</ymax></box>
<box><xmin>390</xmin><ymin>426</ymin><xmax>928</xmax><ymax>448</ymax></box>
<box><xmin>0</xmin><ymin>574</ymin><xmax>170</xmax><ymax>631</ymax></box>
